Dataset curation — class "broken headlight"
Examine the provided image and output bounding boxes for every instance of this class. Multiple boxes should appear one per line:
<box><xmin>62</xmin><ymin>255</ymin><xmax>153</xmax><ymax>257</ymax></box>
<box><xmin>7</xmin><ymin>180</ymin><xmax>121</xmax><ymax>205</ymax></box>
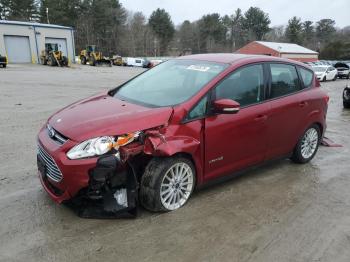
<box><xmin>67</xmin><ymin>132</ymin><xmax>140</xmax><ymax>160</ymax></box>
<box><xmin>67</xmin><ymin>136</ymin><xmax>115</xmax><ymax>160</ymax></box>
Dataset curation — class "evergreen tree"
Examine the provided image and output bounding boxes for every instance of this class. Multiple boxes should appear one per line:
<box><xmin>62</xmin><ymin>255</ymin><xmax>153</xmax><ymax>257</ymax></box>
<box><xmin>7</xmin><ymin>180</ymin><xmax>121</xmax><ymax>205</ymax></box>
<box><xmin>285</xmin><ymin>16</ymin><xmax>303</xmax><ymax>44</ymax></box>
<box><xmin>243</xmin><ymin>7</ymin><xmax>270</xmax><ymax>41</ymax></box>
<box><xmin>1</xmin><ymin>0</ymin><xmax>38</xmax><ymax>21</ymax></box>
<box><xmin>148</xmin><ymin>8</ymin><xmax>175</xmax><ymax>56</ymax></box>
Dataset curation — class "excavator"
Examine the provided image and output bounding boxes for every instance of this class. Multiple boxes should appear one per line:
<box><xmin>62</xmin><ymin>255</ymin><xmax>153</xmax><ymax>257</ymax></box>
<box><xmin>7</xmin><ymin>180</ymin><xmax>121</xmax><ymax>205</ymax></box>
<box><xmin>80</xmin><ymin>45</ymin><xmax>112</xmax><ymax>66</ymax></box>
<box><xmin>40</xmin><ymin>43</ymin><xmax>68</xmax><ymax>67</ymax></box>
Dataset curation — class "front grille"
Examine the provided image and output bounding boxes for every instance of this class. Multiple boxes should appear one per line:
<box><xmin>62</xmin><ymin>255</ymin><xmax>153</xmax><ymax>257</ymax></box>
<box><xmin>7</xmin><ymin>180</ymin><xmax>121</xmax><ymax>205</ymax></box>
<box><xmin>47</xmin><ymin>124</ymin><xmax>68</xmax><ymax>145</ymax></box>
<box><xmin>37</xmin><ymin>144</ymin><xmax>63</xmax><ymax>182</ymax></box>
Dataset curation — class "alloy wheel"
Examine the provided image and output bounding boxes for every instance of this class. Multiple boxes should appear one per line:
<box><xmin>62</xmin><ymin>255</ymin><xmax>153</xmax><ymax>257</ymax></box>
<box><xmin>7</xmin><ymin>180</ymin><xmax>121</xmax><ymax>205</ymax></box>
<box><xmin>301</xmin><ymin>128</ymin><xmax>319</xmax><ymax>159</ymax></box>
<box><xmin>160</xmin><ymin>162</ymin><xmax>194</xmax><ymax>210</ymax></box>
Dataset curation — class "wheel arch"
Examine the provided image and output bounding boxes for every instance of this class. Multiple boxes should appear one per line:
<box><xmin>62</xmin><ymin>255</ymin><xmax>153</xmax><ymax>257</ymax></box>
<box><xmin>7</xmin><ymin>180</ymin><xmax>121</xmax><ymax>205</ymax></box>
<box><xmin>143</xmin><ymin>135</ymin><xmax>204</xmax><ymax>185</ymax></box>
<box><xmin>314</xmin><ymin>122</ymin><xmax>324</xmax><ymax>138</ymax></box>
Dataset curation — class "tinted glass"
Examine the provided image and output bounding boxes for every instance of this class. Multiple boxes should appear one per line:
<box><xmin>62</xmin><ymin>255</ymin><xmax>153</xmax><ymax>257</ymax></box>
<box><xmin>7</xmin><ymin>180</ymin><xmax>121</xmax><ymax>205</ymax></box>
<box><xmin>115</xmin><ymin>60</ymin><xmax>228</xmax><ymax>107</ymax></box>
<box><xmin>270</xmin><ymin>64</ymin><xmax>301</xmax><ymax>98</ymax></box>
<box><xmin>215</xmin><ymin>64</ymin><xmax>264</xmax><ymax>107</ymax></box>
<box><xmin>299</xmin><ymin>67</ymin><xmax>313</xmax><ymax>88</ymax></box>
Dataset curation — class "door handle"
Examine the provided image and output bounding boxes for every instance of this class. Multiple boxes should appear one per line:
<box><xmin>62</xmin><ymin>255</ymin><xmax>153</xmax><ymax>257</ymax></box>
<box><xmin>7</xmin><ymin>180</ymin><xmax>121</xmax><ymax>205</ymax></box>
<box><xmin>299</xmin><ymin>101</ymin><xmax>308</xmax><ymax>107</ymax></box>
<box><xmin>255</xmin><ymin>114</ymin><xmax>268</xmax><ymax>121</ymax></box>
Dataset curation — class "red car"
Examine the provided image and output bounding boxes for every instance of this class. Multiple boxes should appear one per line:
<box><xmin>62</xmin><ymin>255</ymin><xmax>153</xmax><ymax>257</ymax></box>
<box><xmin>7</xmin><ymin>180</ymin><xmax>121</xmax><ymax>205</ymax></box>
<box><xmin>37</xmin><ymin>54</ymin><xmax>328</xmax><ymax>217</ymax></box>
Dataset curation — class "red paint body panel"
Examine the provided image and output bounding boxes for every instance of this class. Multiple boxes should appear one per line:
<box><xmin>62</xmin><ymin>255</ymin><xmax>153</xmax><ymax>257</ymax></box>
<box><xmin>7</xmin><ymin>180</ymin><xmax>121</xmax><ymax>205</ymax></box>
<box><xmin>204</xmin><ymin>102</ymin><xmax>270</xmax><ymax>180</ymax></box>
<box><xmin>37</xmin><ymin>54</ymin><xmax>328</xmax><ymax>203</ymax></box>
<box><xmin>49</xmin><ymin>92</ymin><xmax>173</xmax><ymax>142</ymax></box>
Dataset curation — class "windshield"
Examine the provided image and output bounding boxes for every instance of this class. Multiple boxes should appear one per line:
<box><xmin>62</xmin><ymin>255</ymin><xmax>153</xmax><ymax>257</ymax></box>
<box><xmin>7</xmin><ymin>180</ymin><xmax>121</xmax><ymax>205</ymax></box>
<box><xmin>313</xmin><ymin>66</ymin><xmax>327</xmax><ymax>73</ymax></box>
<box><xmin>114</xmin><ymin>59</ymin><xmax>228</xmax><ymax>107</ymax></box>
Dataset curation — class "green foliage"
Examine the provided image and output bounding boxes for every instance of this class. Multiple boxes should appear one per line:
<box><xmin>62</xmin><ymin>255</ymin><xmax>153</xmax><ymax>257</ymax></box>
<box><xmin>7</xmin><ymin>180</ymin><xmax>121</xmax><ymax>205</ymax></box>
<box><xmin>0</xmin><ymin>0</ymin><xmax>38</xmax><ymax>21</ymax></box>
<box><xmin>222</xmin><ymin>8</ymin><xmax>245</xmax><ymax>51</ymax></box>
<box><xmin>320</xmin><ymin>41</ymin><xmax>350</xmax><ymax>59</ymax></box>
<box><xmin>243</xmin><ymin>7</ymin><xmax>271</xmax><ymax>41</ymax></box>
<box><xmin>39</xmin><ymin>0</ymin><xmax>79</xmax><ymax>25</ymax></box>
<box><xmin>286</xmin><ymin>16</ymin><xmax>303</xmax><ymax>44</ymax></box>
<box><xmin>0</xmin><ymin>2</ymin><xmax>349</xmax><ymax>58</ymax></box>
<box><xmin>316</xmin><ymin>19</ymin><xmax>336</xmax><ymax>44</ymax></box>
<box><xmin>178</xmin><ymin>20</ymin><xmax>195</xmax><ymax>51</ymax></box>
<box><xmin>198</xmin><ymin>13</ymin><xmax>226</xmax><ymax>52</ymax></box>
<box><xmin>148</xmin><ymin>8</ymin><xmax>175</xmax><ymax>55</ymax></box>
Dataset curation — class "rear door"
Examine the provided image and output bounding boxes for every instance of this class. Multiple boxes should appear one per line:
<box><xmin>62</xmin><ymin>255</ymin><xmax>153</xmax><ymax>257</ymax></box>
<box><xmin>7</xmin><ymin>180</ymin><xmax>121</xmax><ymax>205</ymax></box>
<box><xmin>204</xmin><ymin>63</ymin><xmax>270</xmax><ymax>180</ymax></box>
<box><xmin>265</xmin><ymin>63</ymin><xmax>309</xmax><ymax>160</ymax></box>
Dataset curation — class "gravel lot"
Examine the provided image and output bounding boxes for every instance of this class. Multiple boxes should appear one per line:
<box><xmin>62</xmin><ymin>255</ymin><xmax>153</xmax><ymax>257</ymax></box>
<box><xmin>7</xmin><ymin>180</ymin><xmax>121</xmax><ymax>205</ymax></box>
<box><xmin>0</xmin><ymin>64</ymin><xmax>350</xmax><ymax>262</ymax></box>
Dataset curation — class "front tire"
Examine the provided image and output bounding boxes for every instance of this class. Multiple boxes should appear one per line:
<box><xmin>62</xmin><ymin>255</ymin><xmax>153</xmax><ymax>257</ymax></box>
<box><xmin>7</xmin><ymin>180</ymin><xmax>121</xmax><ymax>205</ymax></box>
<box><xmin>322</xmin><ymin>76</ymin><xmax>326</xmax><ymax>82</ymax></box>
<box><xmin>140</xmin><ymin>157</ymin><xmax>195</xmax><ymax>212</ymax></box>
<box><xmin>80</xmin><ymin>56</ymin><xmax>86</xmax><ymax>65</ymax></box>
<box><xmin>291</xmin><ymin>124</ymin><xmax>321</xmax><ymax>164</ymax></box>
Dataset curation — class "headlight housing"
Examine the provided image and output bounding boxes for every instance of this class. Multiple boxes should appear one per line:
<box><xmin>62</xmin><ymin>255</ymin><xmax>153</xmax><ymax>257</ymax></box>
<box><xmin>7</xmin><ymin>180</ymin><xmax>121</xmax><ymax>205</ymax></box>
<box><xmin>66</xmin><ymin>132</ymin><xmax>140</xmax><ymax>160</ymax></box>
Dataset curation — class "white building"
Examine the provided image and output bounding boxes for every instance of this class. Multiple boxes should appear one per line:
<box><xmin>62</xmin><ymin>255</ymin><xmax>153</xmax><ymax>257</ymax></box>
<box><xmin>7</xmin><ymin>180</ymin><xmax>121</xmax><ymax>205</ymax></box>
<box><xmin>0</xmin><ymin>20</ymin><xmax>75</xmax><ymax>64</ymax></box>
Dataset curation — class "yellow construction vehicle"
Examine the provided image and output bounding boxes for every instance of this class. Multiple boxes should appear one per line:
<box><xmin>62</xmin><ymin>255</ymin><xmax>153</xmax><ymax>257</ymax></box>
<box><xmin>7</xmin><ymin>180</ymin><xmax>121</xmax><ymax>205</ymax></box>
<box><xmin>112</xmin><ymin>55</ymin><xmax>123</xmax><ymax>66</ymax></box>
<box><xmin>80</xmin><ymin>45</ymin><xmax>112</xmax><ymax>66</ymax></box>
<box><xmin>40</xmin><ymin>43</ymin><xmax>68</xmax><ymax>67</ymax></box>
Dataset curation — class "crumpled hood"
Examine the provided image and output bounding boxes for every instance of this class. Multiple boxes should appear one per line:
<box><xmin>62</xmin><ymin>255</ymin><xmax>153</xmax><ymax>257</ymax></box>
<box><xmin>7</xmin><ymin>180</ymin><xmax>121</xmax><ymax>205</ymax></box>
<box><xmin>48</xmin><ymin>92</ymin><xmax>173</xmax><ymax>142</ymax></box>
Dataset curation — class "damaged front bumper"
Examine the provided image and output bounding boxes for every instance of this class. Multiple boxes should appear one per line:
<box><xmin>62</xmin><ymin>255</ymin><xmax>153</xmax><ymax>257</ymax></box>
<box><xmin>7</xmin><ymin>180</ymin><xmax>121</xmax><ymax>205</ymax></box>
<box><xmin>66</xmin><ymin>154</ymin><xmax>139</xmax><ymax>218</ymax></box>
<box><xmin>37</xmin><ymin>128</ymin><xmax>141</xmax><ymax>218</ymax></box>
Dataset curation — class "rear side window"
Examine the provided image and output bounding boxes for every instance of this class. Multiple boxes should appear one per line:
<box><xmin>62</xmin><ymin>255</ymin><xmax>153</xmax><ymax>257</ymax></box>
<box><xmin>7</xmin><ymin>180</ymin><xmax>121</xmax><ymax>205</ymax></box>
<box><xmin>215</xmin><ymin>64</ymin><xmax>264</xmax><ymax>107</ymax></box>
<box><xmin>299</xmin><ymin>67</ymin><xmax>313</xmax><ymax>88</ymax></box>
<box><xmin>270</xmin><ymin>64</ymin><xmax>301</xmax><ymax>98</ymax></box>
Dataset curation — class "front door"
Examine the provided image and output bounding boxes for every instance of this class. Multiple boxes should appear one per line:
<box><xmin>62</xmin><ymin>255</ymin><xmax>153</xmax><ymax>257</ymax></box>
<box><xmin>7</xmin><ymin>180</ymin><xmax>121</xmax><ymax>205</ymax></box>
<box><xmin>204</xmin><ymin>64</ymin><xmax>270</xmax><ymax>180</ymax></box>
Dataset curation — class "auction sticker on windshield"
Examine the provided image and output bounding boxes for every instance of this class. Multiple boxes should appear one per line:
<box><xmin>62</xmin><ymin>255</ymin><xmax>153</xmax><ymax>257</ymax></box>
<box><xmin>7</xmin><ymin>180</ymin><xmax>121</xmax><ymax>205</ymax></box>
<box><xmin>186</xmin><ymin>65</ymin><xmax>210</xmax><ymax>72</ymax></box>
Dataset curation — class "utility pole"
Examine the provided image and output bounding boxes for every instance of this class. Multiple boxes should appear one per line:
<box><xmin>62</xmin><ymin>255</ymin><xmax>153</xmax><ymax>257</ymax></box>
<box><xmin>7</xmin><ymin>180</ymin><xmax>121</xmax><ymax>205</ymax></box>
<box><xmin>46</xmin><ymin>8</ymin><xmax>50</xmax><ymax>24</ymax></box>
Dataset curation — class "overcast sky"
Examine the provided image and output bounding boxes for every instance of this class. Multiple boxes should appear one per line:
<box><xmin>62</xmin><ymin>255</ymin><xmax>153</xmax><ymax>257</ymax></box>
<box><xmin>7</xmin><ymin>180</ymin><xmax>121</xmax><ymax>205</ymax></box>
<box><xmin>120</xmin><ymin>0</ymin><xmax>350</xmax><ymax>28</ymax></box>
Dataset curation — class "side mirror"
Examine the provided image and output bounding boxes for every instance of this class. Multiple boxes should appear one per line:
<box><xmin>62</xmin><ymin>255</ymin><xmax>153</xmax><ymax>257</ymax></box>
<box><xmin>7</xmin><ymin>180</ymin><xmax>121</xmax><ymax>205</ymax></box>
<box><xmin>212</xmin><ymin>99</ymin><xmax>240</xmax><ymax>114</ymax></box>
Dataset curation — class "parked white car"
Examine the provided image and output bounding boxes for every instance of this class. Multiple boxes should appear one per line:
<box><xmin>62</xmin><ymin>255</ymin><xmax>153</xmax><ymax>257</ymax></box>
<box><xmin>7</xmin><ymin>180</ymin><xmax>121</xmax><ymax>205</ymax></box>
<box><xmin>312</xmin><ymin>65</ymin><xmax>338</xmax><ymax>82</ymax></box>
<box><xmin>125</xmin><ymin>57</ymin><xmax>145</xmax><ymax>67</ymax></box>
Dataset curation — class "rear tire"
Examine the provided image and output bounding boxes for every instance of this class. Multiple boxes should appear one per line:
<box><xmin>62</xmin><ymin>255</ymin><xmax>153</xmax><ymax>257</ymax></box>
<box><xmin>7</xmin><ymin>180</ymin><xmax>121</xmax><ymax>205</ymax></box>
<box><xmin>291</xmin><ymin>124</ymin><xmax>321</xmax><ymax>164</ymax></box>
<box><xmin>140</xmin><ymin>157</ymin><xmax>195</xmax><ymax>212</ymax></box>
<box><xmin>343</xmin><ymin>88</ymin><xmax>350</xmax><ymax>108</ymax></box>
<box><xmin>62</xmin><ymin>56</ymin><xmax>68</xmax><ymax>66</ymax></box>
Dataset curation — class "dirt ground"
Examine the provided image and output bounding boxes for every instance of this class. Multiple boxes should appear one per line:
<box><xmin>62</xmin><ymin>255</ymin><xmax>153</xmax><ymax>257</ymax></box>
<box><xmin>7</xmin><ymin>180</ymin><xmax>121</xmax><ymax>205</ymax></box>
<box><xmin>0</xmin><ymin>64</ymin><xmax>350</xmax><ymax>262</ymax></box>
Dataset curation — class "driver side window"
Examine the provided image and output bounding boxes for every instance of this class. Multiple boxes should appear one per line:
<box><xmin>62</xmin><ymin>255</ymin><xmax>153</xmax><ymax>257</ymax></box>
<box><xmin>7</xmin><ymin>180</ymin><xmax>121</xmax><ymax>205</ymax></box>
<box><xmin>215</xmin><ymin>64</ymin><xmax>264</xmax><ymax>107</ymax></box>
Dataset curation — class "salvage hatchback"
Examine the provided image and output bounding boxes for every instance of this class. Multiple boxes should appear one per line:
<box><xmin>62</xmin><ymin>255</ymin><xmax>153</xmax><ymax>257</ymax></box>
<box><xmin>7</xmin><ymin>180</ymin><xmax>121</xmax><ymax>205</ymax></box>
<box><xmin>37</xmin><ymin>54</ymin><xmax>329</xmax><ymax>217</ymax></box>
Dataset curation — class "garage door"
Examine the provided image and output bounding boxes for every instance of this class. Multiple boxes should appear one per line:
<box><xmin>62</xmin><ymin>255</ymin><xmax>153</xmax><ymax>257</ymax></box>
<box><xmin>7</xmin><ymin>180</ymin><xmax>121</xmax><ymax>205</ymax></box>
<box><xmin>45</xmin><ymin>38</ymin><xmax>68</xmax><ymax>57</ymax></box>
<box><xmin>4</xmin><ymin>36</ymin><xmax>32</xmax><ymax>63</ymax></box>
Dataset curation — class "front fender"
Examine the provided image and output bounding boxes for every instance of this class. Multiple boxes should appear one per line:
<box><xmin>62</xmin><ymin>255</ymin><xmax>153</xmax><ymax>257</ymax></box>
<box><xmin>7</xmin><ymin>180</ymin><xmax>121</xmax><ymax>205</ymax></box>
<box><xmin>143</xmin><ymin>131</ymin><xmax>203</xmax><ymax>185</ymax></box>
<box><xmin>144</xmin><ymin>133</ymin><xmax>200</xmax><ymax>155</ymax></box>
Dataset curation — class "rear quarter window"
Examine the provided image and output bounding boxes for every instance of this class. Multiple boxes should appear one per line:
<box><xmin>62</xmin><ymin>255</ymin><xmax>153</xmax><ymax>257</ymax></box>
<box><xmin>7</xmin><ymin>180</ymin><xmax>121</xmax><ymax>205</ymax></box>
<box><xmin>270</xmin><ymin>64</ymin><xmax>301</xmax><ymax>98</ymax></box>
<box><xmin>299</xmin><ymin>67</ymin><xmax>314</xmax><ymax>88</ymax></box>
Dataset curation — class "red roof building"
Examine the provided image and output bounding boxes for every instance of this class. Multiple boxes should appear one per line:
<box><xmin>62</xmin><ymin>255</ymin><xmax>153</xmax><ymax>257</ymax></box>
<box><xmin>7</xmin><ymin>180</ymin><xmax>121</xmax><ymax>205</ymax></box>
<box><xmin>236</xmin><ymin>41</ymin><xmax>319</xmax><ymax>62</ymax></box>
